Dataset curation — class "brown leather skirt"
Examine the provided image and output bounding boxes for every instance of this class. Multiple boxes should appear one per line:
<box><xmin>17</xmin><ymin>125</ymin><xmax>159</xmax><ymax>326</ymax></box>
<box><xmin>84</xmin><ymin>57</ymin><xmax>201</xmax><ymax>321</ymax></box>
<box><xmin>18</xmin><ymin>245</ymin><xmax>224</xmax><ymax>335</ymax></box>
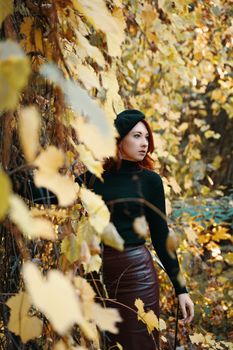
<box><xmin>102</xmin><ymin>244</ymin><xmax>160</xmax><ymax>350</ymax></box>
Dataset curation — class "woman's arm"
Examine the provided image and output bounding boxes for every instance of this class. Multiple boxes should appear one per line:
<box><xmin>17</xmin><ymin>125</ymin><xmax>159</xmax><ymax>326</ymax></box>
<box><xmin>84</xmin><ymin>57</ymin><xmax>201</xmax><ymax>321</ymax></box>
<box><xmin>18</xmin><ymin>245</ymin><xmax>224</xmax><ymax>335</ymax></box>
<box><xmin>145</xmin><ymin>173</ymin><xmax>188</xmax><ymax>296</ymax></box>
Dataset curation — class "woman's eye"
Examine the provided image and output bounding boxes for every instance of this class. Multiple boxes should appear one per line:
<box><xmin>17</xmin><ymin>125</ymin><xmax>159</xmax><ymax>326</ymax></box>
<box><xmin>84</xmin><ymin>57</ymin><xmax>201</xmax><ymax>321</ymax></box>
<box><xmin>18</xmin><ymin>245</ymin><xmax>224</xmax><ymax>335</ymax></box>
<box><xmin>134</xmin><ymin>134</ymin><xmax>140</xmax><ymax>138</ymax></box>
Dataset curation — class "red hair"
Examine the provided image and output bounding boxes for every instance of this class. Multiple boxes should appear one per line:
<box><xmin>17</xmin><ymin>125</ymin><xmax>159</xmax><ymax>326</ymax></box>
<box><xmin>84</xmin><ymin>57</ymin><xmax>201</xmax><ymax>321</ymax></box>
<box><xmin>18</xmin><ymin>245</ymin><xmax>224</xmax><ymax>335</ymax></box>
<box><xmin>104</xmin><ymin>119</ymin><xmax>155</xmax><ymax>171</ymax></box>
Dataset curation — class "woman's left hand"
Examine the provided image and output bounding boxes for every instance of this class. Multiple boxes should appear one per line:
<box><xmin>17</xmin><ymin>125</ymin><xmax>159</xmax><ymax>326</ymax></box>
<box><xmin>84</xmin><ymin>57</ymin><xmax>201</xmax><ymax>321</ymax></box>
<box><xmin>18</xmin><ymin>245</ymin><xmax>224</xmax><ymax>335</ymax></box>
<box><xmin>178</xmin><ymin>293</ymin><xmax>194</xmax><ymax>324</ymax></box>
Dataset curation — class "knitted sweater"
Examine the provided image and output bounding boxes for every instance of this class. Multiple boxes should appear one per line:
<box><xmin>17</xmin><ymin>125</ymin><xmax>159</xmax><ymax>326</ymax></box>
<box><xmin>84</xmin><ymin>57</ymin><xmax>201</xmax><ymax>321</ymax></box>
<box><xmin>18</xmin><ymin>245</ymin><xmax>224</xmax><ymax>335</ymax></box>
<box><xmin>77</xmin><ymin>159</ymin><xmax>188</xmax><ymax>296</ymax></box>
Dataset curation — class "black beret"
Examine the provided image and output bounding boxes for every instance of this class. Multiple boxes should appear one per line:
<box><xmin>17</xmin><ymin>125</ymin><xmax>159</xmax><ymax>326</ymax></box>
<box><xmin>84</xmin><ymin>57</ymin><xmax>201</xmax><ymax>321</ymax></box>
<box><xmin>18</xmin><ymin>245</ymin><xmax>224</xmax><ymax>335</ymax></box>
<box><xmin>114</xmin><ymin>109</ymin><xmax>145</xmax><ymax>140</ymax></box>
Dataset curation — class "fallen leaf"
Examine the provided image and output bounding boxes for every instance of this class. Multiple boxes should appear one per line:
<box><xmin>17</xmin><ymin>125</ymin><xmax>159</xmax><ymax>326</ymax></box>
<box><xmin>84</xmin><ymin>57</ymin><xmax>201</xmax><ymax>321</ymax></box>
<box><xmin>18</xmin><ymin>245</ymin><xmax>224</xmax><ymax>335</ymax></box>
<box><xmin>189</xmin><ymin>332</ymin><xmax>205</xmax><ymax>344</ymax></box>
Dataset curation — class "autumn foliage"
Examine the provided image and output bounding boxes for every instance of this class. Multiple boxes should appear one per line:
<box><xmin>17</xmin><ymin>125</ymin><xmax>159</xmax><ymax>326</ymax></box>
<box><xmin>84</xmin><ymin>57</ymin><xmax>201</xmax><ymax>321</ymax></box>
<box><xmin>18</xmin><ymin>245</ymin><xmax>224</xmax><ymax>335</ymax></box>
<box><xmin>0</xmin><ymin>0</ymin><xmax>232</xmax><ymax>349</ymax></box>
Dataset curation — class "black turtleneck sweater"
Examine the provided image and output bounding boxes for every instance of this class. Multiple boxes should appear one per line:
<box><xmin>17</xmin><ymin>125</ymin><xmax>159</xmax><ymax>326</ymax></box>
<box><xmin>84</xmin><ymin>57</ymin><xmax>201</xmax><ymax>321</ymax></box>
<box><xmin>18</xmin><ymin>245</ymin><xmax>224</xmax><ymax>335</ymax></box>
<box><xmin>76</xmin><ymin>159</ymin><xmax>188</xmax><ymax>296</ymax></box>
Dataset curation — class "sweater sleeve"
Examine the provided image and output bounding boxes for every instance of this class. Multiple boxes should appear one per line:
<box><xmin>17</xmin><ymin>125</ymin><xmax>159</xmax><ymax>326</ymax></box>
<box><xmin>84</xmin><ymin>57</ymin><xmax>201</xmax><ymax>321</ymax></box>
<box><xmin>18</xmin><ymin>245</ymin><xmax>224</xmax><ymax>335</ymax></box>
<box><xmin>144</xmin><ymin>172</ymin><xmax>188</xmax><ymax>296</ymax></box>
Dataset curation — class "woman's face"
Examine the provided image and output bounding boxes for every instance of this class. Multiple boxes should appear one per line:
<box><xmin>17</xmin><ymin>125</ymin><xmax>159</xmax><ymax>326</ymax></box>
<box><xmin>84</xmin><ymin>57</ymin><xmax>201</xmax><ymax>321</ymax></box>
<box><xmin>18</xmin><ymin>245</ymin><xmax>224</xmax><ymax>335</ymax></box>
<box><xmin>119</xmin><ymin>121</ymin><xmax>149</xmax><ymax>161</ymax></box>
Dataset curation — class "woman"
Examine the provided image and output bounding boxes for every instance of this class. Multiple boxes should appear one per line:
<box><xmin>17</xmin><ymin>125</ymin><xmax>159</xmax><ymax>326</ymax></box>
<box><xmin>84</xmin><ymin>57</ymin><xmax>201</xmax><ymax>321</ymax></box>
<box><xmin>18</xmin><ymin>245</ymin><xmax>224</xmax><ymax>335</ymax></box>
<box><xmin>78</xmin><ymin>109</ymin><xmax>194</xmax><ymax>349</ymax></box>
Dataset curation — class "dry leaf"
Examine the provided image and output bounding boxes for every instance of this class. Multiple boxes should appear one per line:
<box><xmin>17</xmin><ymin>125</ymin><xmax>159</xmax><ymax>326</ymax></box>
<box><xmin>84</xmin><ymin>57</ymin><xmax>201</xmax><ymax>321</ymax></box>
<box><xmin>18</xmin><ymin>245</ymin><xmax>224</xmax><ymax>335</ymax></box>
<box><xmin>61</xmin><ymin>234</ymin><xmax>80</xmax><ymax>263</ymax></box>
<box><xmin>70</xmin><ymin>140</ymin><xmax>104</xmax><ymax>180</ymax></box>
<box><xmin>80</xmin><ymin>240</ymin><xmax>91</xmax><ymax>264</ymax></box>
<box><xmin>82</xmin><ymin>254</ymin><xmax>102</xmax><ymax>274</ymax></box>
<box><xmin>0</xmin><ymin>0</ymin><xmax>13</xmax><ymax>25</ymax></box>
<box><xmin>18</xmin><ymin>106</ymin><xmax>41</xmax><ymax>162</ymax></box>
<box><xmin>134</xmin><ymin>298</ymin><xmax>159</xmax><ymax>334</ymax></box>
<box><xmin>0</xmin><ymin>40</ymin><xmax>30</xmax><ymax>112</ymax></box>
<box><xmin>72</xmin><ymin>0</ymin><xmax>125</xmax><ymax>57</ymax></box>
<box><xmin>80</xmin><ymin>188</ymin><xmax>110</xmax><ymax>234</ymax></box>
<box><xmin>185</xmin><ymin>227</ymin><xmax>197</xmax><ymax>243</ymax></box>
<box><xmin>0</xmin><ymin>170</ymin><xmax>11</xmax><ymax>221</ymax></box>
<box><xmin>101</xmin><ymin>222</ymin><xmax>124</xmax><ymax>251</ymax></box>
<box><xmin>189</xmin><ymin>332</ymin><xmax>205</xmax><ymax>344</ymax></box>
<box><xmin>6</xmin><ymin>291</ymin><xmax>43</xmax><ymax>343</ymax></box>
<box><xmin>159</xmin><ymin>318</ymin><xmax>167</xmax><ymax>331</ymax></box>
<box><xmin>34</xmin><ymin>146</ymin><xmax>78</xmax><ymax>207</ymax></box>
<box><xmin>92</xmin><ymin>303</ymin><xmax>122</xmax><ymax>334</ymax></box>
<box><xmin>133</xmin><ymin>216</ymin><xmax>149</xmax><ymax>238</ymax></box>
<box><xmin>40</xmin><ymin>64</ymin><xmax>116</xmax><ymax>160</ymax></box>
<box><xmin>74</xmin><ymin>63</ymin><xmax>100</xmax><ymax>90</ymax></box>
<box><xmin>75</xmin><ymin>30</ymin><xmax>105</xmax><ymax>67</ymax></box>
<box><xmin>166</xmin><ymin>228</ymin><xmax>179</xmax><ymax>259</ymax></box>
<box><xmin>168</xmin><ymin>176</ymin><xmax>181</xmax><ymax>194</ymax></box>
<box><xmin>71</xmin><ymin>114</ymin><xmax>116</xmax><ymax>160</ymax></box>
<box><xmin>74</xmin><ymin>276</ymin><xmax>95</xmax><ymax>319</ymax></box>
<box><xmin>9</xmin><ymin>194</ymin><xmax>55</xmax><ymax>240</ymax></box>
<box><xmin>23</xmin><ymin>262</ymin><xmax>94</xmax><ymax>339</ymax></box>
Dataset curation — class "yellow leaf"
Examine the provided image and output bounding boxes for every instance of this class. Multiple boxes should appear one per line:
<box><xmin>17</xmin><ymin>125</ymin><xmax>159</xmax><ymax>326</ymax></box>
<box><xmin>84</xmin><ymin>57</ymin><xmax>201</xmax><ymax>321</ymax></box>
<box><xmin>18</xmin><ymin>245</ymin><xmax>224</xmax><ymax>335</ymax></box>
<box><xmin>40</xmin><ymin>64</ymin><xmax>117</xmax><ymax>159</ymax></box>
<box><xmin>212</xmin><ymin>155</ymin><xmax>222</xmax><ymax>170</ymax></box>
<box><xmin>134</xmin><ymin>298</ymin><xmax>159</xmax><ymax>334</ymax></box>
<box><xmin>116</xmin><ymin>342</ymin><xmax>123</xmax><ymax>350</ymax></box>
<box><xmin>34</xmin><ymin>146</ymin><xmax>78</xmax><ymax>207</ymax></box>
<box><xmin>54</xmin><ymin>341</ymin><xmax>87</xmax><ymax>350</ymax></box>
<box><xmin>0</xmin><ymin>170</ymin><xmax>11</xmax><ymax>221</ymax></box>
<box><xmin>70</xmin><ymin>141</ymin><xmax>104</xmax><ymax>180</ymax></box>
<box><xmin>189</xmin><ymin>332</ymin><xmax>205</xmax><ymax>344</ymax></box>
<box><xmin>9</xmin><ymin>194</ymin><xmax>55</xmax><ymax>240</ymax></box>
<box><xmin>23</xmin><ymin>262</ymin><xmax>94</xmax><ymax>338</ymax></box>
<box><xmin>185</xmin><ymin>227</ymin><xmax>197</xmax><ymax>243</ymax></box>
<box><xmin>73</xmin><ymin>0</ymin><xmax>125</xmax><ymax>57</ymax></box>
<box><xmin>0</xmin><ymin>0</ymin><xmax>13</xmax><ymax>24</ymax></box>
<box><xmin>159</xmin><ymin>318</ymin><xmax>166</xmax><ymax>331</ymax></box>
<box><xmin>0</xmin><ymin>40</ymin><xmax>30</xmax><ymax>112</ymax></box>
<box><xmin>75</xmin><ymin>30</ymin><xmax>105</xmax><ymax>67</ymax></box>
<box><xmin>53</xmin><ymin>340</ymin><xmax>67</xmax><ymax>350</ymax></box>
<box><xmin>101</xmin><ymin>222</ymin><xmax>124</xmax><ymax>251</ymax></box>
<box><xmin>161</xmin><ymin>335</ymin><xmax>167</xmax><ymax>342</ymax></box>
<box><xmin>34</xmin><ymin>28</ymin><xmax>43</xmax><ymax>53</ymax></box>
<box><xmin>177</xmin><ymin>272</ymin><xmax>186</xmax><ymax>288</ymax></box>
<box><xmin>80</xmin><ymin>188</ymin><xmax>110</xmax><ymax>234</ymax></box>
<box><xmin>133</xmin><ymin>216</ymin><xmax>149</xmax><ymax>238</ymax></box>
<box><xmin>6</xmin><ymin>291</ymin><xmax>42</xmax><ymax>343</ymax></box>
<box><xmin>71</xmin><ymin>114</ymin><xmax>117</xmax><ymax>160</ymax></box>
<box><xmin>53</xmin><ymin>340</ymin><xmax>88</xmax><ymax>350</ymax></box>
<box><xmin>212</xmin><ymin>226</ymin><xmax>231</xmax><ymax>242</ymax></box>
<box><xmin>20</xmin><ymin>17</ymin><xmax>33</xmax><ymax>53</ymax></box>
<box><xmin>166</xmin><ymin>228</ymin><xmax>179</xmax><ymax>259</ymax></box>
<box><xmin>70</xmin><ymin>61</ymin><xmax>100</xmax><ymax>90</ymax></box>
<box><xmin>168</xmin><ymin>177</ymin><xmax>181</xmax><ymax>194</ymax></box>
<box><xmin>80</xmin><ymin>240</ymin><xmax>91</xmax><ymax>264</ymax></box>
<box><xmin>74</xmin><ymin>276</ymin><xmax>95</xmax><ymax>319</ymax></box>
<box><xmin>18</xmin><ymin>106</ymin><xmax>41</xmax><ymax>162</ymax></box>
<box><xmin>223</xmin><ymin>252</ymin><xmax>233</xmax><ymax>266</ymax></box>
<box><xmin>61</xmin><ymin>234</ymin><xmax>80</xmax><ymax>264</ymax></box>
<box><xmin>82</xmin><ymin>254</ymin><xmax>102</xmax><ymax>273</ymax></box>
<box><xmin>92</xmin><ymin>303</ymin><xmax>122</xmax><ymax>333</ymax></box>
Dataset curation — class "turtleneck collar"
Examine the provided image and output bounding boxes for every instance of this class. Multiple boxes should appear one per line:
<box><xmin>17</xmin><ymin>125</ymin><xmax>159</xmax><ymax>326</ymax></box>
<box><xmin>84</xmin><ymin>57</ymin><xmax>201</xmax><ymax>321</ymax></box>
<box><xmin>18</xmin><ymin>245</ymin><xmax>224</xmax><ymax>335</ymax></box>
<box><xmin>117</xmin><ymin>159</ymin><xmax>141</xmax><ymax>172</ymax></box>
